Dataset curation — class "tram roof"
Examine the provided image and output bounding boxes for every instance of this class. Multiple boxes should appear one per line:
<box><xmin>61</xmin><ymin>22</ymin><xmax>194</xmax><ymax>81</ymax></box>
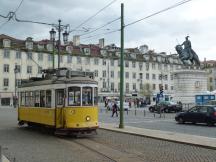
<box><xmin>19</xmin><ymin>68</ymin><xmax>97</xmax><ymax>88</ymax></box>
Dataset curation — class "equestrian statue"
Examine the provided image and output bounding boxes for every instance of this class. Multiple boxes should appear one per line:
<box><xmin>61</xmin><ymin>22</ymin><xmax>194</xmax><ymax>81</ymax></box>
<box><xmin>175</xmin><ymin>36</ymin><xmax>200</xmax><ymax>66</ymax></box>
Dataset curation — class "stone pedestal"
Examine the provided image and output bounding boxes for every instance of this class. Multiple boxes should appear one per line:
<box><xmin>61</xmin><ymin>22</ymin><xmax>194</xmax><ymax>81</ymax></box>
<box><xmin>173</xmin><ymin>69</ymin><xmax>207</xmax><ymax>104</ymax></box>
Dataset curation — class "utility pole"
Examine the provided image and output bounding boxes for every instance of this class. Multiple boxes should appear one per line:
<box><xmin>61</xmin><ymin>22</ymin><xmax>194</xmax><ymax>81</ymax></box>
<box><xmin>58</xmin><ymin>19</ymin><xmax>61</xmax><ymax>69</ymax></box>
<box><xmin>119</xmin><ymin>3</ymin><xmax>124</xmax><ymax>129</ymax></box>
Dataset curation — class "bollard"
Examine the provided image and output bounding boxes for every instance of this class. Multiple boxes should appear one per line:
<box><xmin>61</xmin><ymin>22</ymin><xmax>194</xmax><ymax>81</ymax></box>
<box><xmin>135</xmin><ymin>109</ymin><xmax>137</xmax><ymax>116</ymax></box>
<box><xmin>144</xmin><ymin>110</ymin><xmax>146</xmax><ymax>117</ymax></box>
<box><xmin>127</xmin><ymin>109</ymin><xmax>128</xmax><ymax>115</ymax></box>
<box><xmin>154</xmin><ymin>113</ymin><xmax>155</xmax><ymax>118</ymax></box>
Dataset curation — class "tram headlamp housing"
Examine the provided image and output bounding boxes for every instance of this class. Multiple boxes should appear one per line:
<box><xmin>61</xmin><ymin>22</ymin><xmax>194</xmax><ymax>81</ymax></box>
<box><xmin>86</xmin><ymin>116</ymin><xmax>91</xmax><ymax>121</ymax></box>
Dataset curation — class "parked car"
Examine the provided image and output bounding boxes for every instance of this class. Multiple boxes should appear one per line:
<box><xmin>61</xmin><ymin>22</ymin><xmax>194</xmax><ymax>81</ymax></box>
<box><xmin>175</xmin><ymin>105</ymin><xmax>216</xmax><ymax>126</ymax></box>
<box><xmin>149</xmin><ymin>101</ymin><xmax>182</xmax><ymax>113</ymax></box>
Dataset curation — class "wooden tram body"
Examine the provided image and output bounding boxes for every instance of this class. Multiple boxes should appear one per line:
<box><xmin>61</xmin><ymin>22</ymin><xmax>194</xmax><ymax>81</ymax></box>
<box><xmin>18</xmin><ymin>68</ymin><xmax>99</xmax><ymax>135</ymax></box>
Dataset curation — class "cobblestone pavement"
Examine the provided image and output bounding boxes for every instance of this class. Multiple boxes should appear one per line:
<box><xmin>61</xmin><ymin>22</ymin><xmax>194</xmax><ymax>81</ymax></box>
<box><xmin>91</xmin><ymin>129</ymin><xmax>216</xmax><ymax>162</ymax></box>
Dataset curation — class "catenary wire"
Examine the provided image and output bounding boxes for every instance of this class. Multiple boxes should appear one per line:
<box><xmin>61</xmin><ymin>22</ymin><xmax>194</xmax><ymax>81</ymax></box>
<box><xmin>125</xmin><ymin>0</ymin><xmax>192</xmax><ymax>27</ymax></box>
<box><xmin>82</xmin><ymin>29</ymin><xmax>120</xmax><ymax>40</ymax></box>
<box><xmin>69</xmin><ymin>0</ymin><xmax>118</xmax><ymax>33</ymax></box>
<box><xmin>80</xmin><ymin>17</ymin><xmax>120</xmax><ymax>37</ymax></box>
<box><xmin>14</xmin><ymin>0</ymin><xmax>25</xmax><ymax>13</ymax></box>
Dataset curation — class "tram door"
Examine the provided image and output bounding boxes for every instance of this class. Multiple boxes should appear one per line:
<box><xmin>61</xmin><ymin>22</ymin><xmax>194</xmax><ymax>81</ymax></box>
<box><xmin>55</xmin><ymin>89</ymin><xmax>65</xmax><ymax>128</ymax></box>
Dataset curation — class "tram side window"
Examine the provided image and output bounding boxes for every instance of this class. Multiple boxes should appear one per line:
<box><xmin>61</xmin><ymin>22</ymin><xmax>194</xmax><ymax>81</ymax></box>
<box><xmin>29</xmin><ymin>91</ymin><xmax>35</xmax><ymax>107</ymax></box>
<box><xmin>35</xmin><ymin>91</ymin><xmax>40</xmax><ymax>107</ymax></box>
<box><xmin>82</xmin><ymin>87</ymin><xmax>93</xmax><ymax>106</ymax></box>
<box><xmin>68</xmin><ymin>87</ymin><xmax>81</xmax><ymax>106</ymax></box>
<box><xmin>94</xmin><ymin>87</ymin><xmax>98</xmax><ymax>105</ymax></box>
<box><xmin>46</xmin><ymin>90</ymin><xmax>52</xmax><ymax>108</ymax></box>
<box><xmin>21</xmin><ymin>92</ymin><xmax>25</xmax><ymax>106</ymax></box>
<box><xmin>40</xmin><ymin>90</ymin><xmax>46</xmax><ymax>107</ymax></box>
<box><xmin>25</xmin><ymin>92</ymin><xmax>30</xmax><ymax>106</ymax></box>
<box><xmin>56</xmin><ymin>89</ymin><xmax>65</xmax><ymax>106</ymax></box>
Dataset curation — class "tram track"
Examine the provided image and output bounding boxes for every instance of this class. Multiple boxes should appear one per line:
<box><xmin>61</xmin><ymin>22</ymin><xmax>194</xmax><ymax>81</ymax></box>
<box><xmin>58</xmin><ymin>137</ymin><xmax>145</xmax><ymax>162</ymax></box>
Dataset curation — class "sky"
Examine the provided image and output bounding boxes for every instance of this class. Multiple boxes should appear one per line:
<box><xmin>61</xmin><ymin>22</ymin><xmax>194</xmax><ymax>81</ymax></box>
<box><xmin>0</xmin><ymin>0</ymin><xmax>216</xmax><ymax>61</ymax></box>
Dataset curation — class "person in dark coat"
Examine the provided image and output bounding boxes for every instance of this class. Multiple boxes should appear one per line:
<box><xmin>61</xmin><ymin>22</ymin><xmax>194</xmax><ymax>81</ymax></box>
<box><xmin>111</xmin><ymin>102</ymin><xmax>118</xmax><ymax>117</ymax></box>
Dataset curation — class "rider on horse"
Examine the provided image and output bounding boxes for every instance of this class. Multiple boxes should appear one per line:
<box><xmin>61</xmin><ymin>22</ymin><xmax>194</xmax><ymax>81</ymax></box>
<box><xmin>181</xmin><ymin>36</ymin><xmax>193</xmax><ymax>60</ymax></box>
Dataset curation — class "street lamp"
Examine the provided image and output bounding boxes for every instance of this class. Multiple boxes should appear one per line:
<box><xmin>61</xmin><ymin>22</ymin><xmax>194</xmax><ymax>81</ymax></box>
<box><xmin>49</xmin><ymin>28</ymin><xmax>56</xmax><ymax>69</ymax></box>
<box><xmin>14</xmin><ymin>64</ymin><xmax>18</xmax><ymax>108</ymax></box>
<box><xmin>49</xmin><ymin>20</ymin><xmax>70</xmax><ymax>69</ymax></box>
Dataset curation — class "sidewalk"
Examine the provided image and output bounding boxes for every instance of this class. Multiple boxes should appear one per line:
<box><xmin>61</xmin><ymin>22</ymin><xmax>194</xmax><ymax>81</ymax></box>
<box><xmin>99</xmin><ymin>122</ymin><xmax>216</xmax><ymax>149</ymax></box>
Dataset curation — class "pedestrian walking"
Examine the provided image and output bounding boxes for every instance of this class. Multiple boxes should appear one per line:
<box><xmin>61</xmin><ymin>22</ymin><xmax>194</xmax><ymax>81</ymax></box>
<box><xmin>111</xmin><ymin>102</ymin><xmax>118</xmax><ymax>117</ymax></box>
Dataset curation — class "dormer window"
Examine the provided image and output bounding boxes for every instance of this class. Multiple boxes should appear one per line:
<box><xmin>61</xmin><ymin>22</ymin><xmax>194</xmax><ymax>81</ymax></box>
<box><xmin>144</xmin><ymin>55</ymin><xmax>149</xmax><ymax>61</ymax></box>
<box><xmin>66</xmin><ymin>46</ymin><xmax>73</xmax><ymax>54</ymax></box>
<box><xmin>47</xmin><ymin>43</ymin><xmax>53</xmax><ymax>52</ymax></box>
<box><xmin>115</xmin><ymin>52</ymin><xmax>120</xmax><ymax>57</ymax></box>
<box><xmin>26</xmin><ymin>41</ymin><xmax>33</xmax><ymax>50</ymax></box>
<box><xmin>37</xmin><ymin>44</ymin><xmax>44</xmax><ymax>50</ymax></box>
<box><xmin>84</xmin><ymin>48</ymin><xmax>90</xmax><ymax>55</ymax></box>
<box><xmin>130</xmin><ymin>53</ymin><xmax>136</xmax><ymax>59</ymax></box>
<box><xmin>169</xmin><ymin>57</ymin><xmax>173</xmax><ymax>63</ymax></box>
<box><xmin>3</xmin><ymin>39</ymin><xmax>11</xmax><ymax>48</ymax></box>
<box><xmin>152</xmin><ymin>56</ymin><xmax>156</xmax><ymax>61</ymax></box>
<box><xmin>157</xmin><ymin>56</ymin><xmax>161</xmax><ymax>62</ymax></box>
<box><xmin>25</xmin><ymin>37</ymin><xmax>33</xmax><ymax>50</ymax></box>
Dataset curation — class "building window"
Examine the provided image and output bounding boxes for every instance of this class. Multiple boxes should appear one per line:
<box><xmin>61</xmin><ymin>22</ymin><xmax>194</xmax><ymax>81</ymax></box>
<box><xmin>133</xmin><ymin>72</ymin><xmax>136</xmax><ymax>79</ymax></box>
<box><xmin>94</xmin><ymin>70</ymin><xmax>98</xmax><ymax>77</ymax></box>
<box><xmin>171</xmin><ymin>74</ymin><xmax>173</xmax><ymax>80</ymax></box>
<box><xmin>152</xmin><ymin>74</ymin><xmax>156</xmax><ymax>80</ymax></box>
<box><xmin>164</xmin><ymin>65</ymin><xmax>168</xmax><ymax>71</ymax></box>
<box><xmin>125</xmin><ymin>61</ymin><xmax>129</xmax><ymax>67</ymax></box>
<box><xmin>111</xmin><ymin>71</ymin><xmax>114</xmax><ymax>78</ymax></box>
<box><xmin>125</xmin><ymin>72</ymin><xmax>129</xmax><ymax>78</ymax></box>
<box><xmin>16</xmin><ymin>51</ymin><xmax>21</xmax><ymax>59</ymax></box>
<box><xmin>111</xmin><ymin>82</ymin><xmax>114</xmax><ymax>91</ymax></box>
<box><xmin>132</xmin><ymin>61</ymin><xmax>136</xmax><ymax>68</ymax></box>
<box><xmin>139</xmin><ymin>73</ymin><xmax>143</xmax><ymax>79</ymax></box>
<box><xmin>85</xmin><ymin>57</ymin><xmax>90</xmax><ymax>65</ymax></box>
<box><xmin>146</xmin><ymin>73</ymin><xmax>149</xmax><ymax>80</ymax></box>
<box><xmin>3</xmin><ymin>64</ymin><xmax>9</xmax><ymax>73</ymax></box>
<box><xmin>133</xmin><ymin>83</ymin><xmax>136</xmax><ymax>90</ymax></box>
<box><xmin>38</xmin><ymin>66</ymin><xmax>42</xmax><ymax>74</ymax></box>
<box><xmin>48</xmin><ymin>54</ymin><xmax>53</xmax><ymax>61</ymax></box>
<box><xmin>38</xmin><ymin>53</ymin><xmax>43</xmax><ymax>61</ymax></box>
<box><xmin>171</xmin><ymin>86</ymin><xmax>174</xmax><ymax>90</ymax></box>
<box><xmin>139</xmin><ymin>62</ymin><xmax>143</xmax><ymax>70</ymax></box>
<box><xmin>146</xmin><ymin>63</ymin><xmax>149</xmax><ymax>71</ymax></box>
<box><xmin>102</xmin><ymin>59</ymin><xmax>106</xmax><ymax>65</ymax></box>
<box><xmin>60</xmin><ymin>56</ymin><xmax>63</xmax><ymax>63</ymax></box>
<box><xmin>15</xmin><ymin>65</ymin><xmax>21</xmax><ymax>73</ymax></box>
<box><xmin>3</xmin><ymin>78</ymin><xmax>9</xmax><ymax>86</ymax></box>
<box><xmin>103</xmin><ymin>81</ymin><xmax>106</xmax><ymax>88</ymax></box>
<box><xmin>158</xmin><ymin>64</ymin><xmax>162</xmax><ymax>70</ymax></box>
<box><xmin>153</xmin><ymin>84</ymin><xmax>156</xmax><ymax>90</ymax></box>
<box><xmin>165</xmin><ymin>84</ymin><xmax>168</xmax><ymax>90</ymax></box>
<box><xmin>4</xmin><ymin>49</ymin><xmax>10</xmax><ymax>58</ymax></box>
<box><xmin>1</xmin><ymin>98</ymin><xmax>10</xmax><ymax>106</ymax></box>
<box><xmin>27</xmin><ymin>66</ymin><xmax>32</xmax><ymax>74</ymax></box>
<box><xmin>159</xmin><ymin>74</ymin><xmax>162</xmax><ymax>80</ymax></box>
<box><xmin>111</xmin><ymin>60</ymin><xmax>114</xmax><ymax>66</ymax></box>
<box><xmin>126</xmin><ymin>83</ymin><xmax>129</xmax><ymax>92</ymax></box>
<box><xmin>209</xmin><ymin>77</ymin><xmax>213</xmax><ymax>83</ymax></box>
<box><xmin>15</xmin><ymin>79</ymin><xmax>22</xmax><ymax>86</ymax></box>
<box><xmin>27</xmin><ymin>52</ymin><xmax>32</xmax><ymax>60</ymax></box>
<box><xmin>67</xmin><ymin>55</ymin><xmax>72</xmax><ymax>63</ymax></box>
<box><xmin>102</xmin><ymin>70</ymin><xmax>106</xmax><ymax>77</ymax></box>
<box><xmin>152</xmin><ymin>63</ymin><xmax>156</xmax><ymax>69</ymax></box>
<box><xmin>94</xmin><ymin>58</ymin><xmax>99</xmax><ymax>65</ymax></box>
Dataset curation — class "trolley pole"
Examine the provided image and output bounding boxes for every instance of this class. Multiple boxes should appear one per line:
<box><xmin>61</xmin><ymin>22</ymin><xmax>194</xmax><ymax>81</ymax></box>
<box><xmin>58</xmin><ymin>19</ymin><xmax>61</xmax><ymax>69</ymax></box>
<box><xmin>119</xmin><ymin>3</ymin><xmax>124</xmax><ymax>129</ymax></box>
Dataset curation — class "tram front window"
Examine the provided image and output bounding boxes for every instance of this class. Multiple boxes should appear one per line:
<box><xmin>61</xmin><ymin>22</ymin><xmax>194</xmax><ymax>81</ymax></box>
<box><xmin>82</xmin><ymin>87</ymin><xmax>93</xmax><ymax>106</ymax></box>
<box><xmin>68</xmin><ymin>87</ymin><xmax>81</xmax><ymax>106</ymax></box>
<box><xmin>94</xmin><ymin>87</ymin><xmax>98</xmax><ymax>105</ymax></box>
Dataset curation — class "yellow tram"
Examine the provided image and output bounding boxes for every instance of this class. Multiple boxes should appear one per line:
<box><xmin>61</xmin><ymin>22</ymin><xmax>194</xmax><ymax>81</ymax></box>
<box><xmin>17</xmin><ymin>68</ymin><xmax>99</xmax><ymax>135</ymax></box>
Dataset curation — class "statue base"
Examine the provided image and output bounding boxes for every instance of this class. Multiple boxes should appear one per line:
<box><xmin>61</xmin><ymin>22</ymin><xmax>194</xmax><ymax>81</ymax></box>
<box><xmin>172</xmin><ymin>68</ymin><xmax>207</xmax><ymax>104</ymax></box>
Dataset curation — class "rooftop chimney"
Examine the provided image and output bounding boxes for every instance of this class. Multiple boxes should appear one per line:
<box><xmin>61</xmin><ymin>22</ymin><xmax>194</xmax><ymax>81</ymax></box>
<box><xmin>99</xmin><ymin>38</ymin><xmax>105</xmax><ymax>48</ymax></box>
<box><xmin>73</xmin><ymin>35</ymin><xmax>80</xmax><ymax>46</ymax></box>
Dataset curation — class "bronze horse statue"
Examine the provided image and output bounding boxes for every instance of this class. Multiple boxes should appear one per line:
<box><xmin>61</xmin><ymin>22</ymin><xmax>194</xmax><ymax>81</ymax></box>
<box><xmin>175</xmin><ymin>45</ymin><xmax>200</xmax><ymax>66</ymax></box>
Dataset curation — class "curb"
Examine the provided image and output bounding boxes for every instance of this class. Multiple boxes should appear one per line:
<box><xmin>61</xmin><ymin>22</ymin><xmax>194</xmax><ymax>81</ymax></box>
<box><xmin>99</xmin><ymin>123</ymin><xmax>216</xmax><ymax>150</ymax></box>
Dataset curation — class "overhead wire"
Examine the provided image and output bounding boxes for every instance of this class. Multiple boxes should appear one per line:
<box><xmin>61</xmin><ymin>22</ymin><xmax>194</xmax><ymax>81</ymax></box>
<box><xmin>80</xmin><ymin>17</ymin><xmax>120</xmax><ymax>37</ymax></box>
<box><xmin>14</xmin><ymin>0</ymin><xmax>25</xmax><ymax>14</ymax></box>
<box><xmin>125</xmin><ymin>0</ymin><xmax>192</xmax><ymax>27</ymax></box>
<box><xmin>69</xmin><ymin>0</ymin><xmax>118</xmax><ymax>33</ymax></box>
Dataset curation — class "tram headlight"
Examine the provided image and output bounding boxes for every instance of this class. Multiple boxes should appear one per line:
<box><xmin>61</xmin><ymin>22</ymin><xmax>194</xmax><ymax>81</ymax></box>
<box><xmin>86</xmin><ymin>116</ymin><xmax>91</xmax><ymax>121</ymax></box>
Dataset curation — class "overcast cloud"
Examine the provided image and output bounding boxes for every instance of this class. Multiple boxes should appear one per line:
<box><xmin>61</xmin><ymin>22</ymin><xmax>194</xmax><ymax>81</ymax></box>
<box><xmin>0</xmin><ymin>0</ymin><xmax>216</xmax><ymax>61</ymax></box>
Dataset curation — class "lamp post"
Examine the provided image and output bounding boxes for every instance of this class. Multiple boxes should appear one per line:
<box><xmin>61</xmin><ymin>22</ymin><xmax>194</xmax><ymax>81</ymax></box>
<box><xmin>14</xmin><ymin>64</ymin><xmax>18</xmax><ymax>108</ymax></box>
<box><xmin>49</xmin><ymin>20</ymin><xmax>69</xmax><ymax>69</ymax></box>
<box><xmin>49</xmin><ymin>28</ymin><xmax>56</xmax><ymax>69</ymax></box>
